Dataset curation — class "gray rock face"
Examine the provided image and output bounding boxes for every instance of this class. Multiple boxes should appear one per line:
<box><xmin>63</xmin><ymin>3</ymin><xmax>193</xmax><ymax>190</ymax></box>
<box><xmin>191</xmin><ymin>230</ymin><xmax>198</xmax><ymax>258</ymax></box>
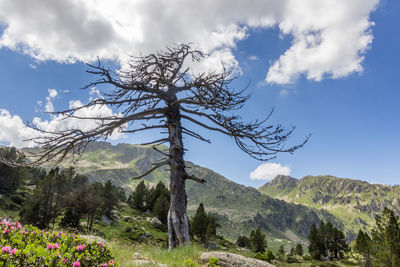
<box><xmin>200</xmin><ymin>252</ymin><xmax>275</xmax><ymax>267</ymax></box>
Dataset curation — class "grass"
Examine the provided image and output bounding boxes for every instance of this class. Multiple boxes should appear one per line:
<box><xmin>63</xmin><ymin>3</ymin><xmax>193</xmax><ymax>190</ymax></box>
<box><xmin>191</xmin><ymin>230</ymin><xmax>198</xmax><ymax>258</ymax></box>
<box><xmin>110</xmin><ymin>241</ymin><xmax>204</xmax><ymax>267</ymax></box>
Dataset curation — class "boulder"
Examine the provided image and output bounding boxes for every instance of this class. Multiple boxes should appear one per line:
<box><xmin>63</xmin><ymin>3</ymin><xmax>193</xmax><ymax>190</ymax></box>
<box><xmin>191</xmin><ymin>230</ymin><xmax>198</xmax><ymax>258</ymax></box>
<box><xmin>111</xmin><ymin>214</ymin><xmax>121</xmax><ymax>221</ymax></box>
<box><xmin>110</xmin><ymin>210</ymin><xmax>121</xmax><ymax>216</ymax></box>
<box><xmin>81</xmin><ymin>235</ymin><xmax>108</xmax><ymax>245</ymax></box>
<box><xmin>200</xmin><ymin>252</ymin><xmax>275</xmax><ymax>267</ymax></box>
<box><xmin>150</xmin><ymin>217</ymin><xmax>163</xmax><ymax>228</ymax></box>
<box><xmin>138</xmin><ymin>234</ymin><xmax>147</xmax><ymax>242</ymax></box>
<box><xmin>101</xmin><ymin>215</ymin><xmax>112</xmax><ymax>225</ymax></box>
<box><xmin>145</xmin><ymin>231</ymin><xmax>152</xmax><ymax>238</ymax></box>
<box><xmin>123</xmin><ymin>216</ymin><xmax>134</xmax><ymax>222</ymax></box>
<box><xmin>145</xmin><ymin>209</ymin><xmax>152</xmax><ymax>215</ymax></box>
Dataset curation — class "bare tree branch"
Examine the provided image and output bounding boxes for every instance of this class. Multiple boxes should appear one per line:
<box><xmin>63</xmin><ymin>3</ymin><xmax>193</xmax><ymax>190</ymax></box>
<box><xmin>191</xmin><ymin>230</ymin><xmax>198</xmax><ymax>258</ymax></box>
<box><xmin>131</xmin><ymin>159</ymin><xmax>169</xmax><ymax>180</ymax></box>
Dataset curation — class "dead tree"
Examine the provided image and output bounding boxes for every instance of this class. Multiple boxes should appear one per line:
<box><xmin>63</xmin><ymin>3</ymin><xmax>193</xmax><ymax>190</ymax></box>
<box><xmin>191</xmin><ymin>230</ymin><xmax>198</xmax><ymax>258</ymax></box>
<box><xmin>27</xmin><ymin>44</ymin><xmax>309</xmax><ymax>248</ymax></box>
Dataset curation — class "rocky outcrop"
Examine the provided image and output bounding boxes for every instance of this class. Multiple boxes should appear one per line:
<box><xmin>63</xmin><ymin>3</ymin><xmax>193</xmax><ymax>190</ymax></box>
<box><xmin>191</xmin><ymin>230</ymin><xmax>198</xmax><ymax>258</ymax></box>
<box><xmin>80</xmin><ymin>235</ymin><xmax>108</xmax><ymax>245</ymax></box>
<box><xmin>200</xmin><ymin>252</ymin><xmax>275</xmax><ymax>267</ymax></box>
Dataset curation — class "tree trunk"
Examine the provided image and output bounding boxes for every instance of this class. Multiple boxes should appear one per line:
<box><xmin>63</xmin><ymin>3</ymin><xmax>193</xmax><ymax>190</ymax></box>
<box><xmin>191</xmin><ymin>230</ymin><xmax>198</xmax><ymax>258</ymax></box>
<box><xmin>166</xmin><ymin>103</ymin><xmax>191</xmax><ymax>249</ymax></box>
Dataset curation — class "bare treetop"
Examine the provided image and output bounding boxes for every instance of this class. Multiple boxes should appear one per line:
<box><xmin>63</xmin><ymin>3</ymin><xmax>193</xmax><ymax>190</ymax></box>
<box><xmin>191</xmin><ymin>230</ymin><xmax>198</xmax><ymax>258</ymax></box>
<box><xmin>27</xmin><ymin>43</ymin><xmax>308</xmax><ymax>166</ymax></box>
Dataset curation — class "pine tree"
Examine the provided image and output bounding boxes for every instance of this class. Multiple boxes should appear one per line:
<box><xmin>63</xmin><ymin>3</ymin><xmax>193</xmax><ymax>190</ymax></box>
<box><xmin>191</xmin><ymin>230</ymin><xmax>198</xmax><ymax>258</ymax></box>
<box><xmin>236</xmin><ymin>235</ymin><xmax>251</xmax><ymax>248</ymax></box>
<box><xmin>308</xmin><ymin>223</ymin><xmax>321</xmax><ymax>260</ymax></box>
<box><xmin>148</xmin><ymin>181</ymin><xmax>170</xmax><ymax>211</ymax></box>
<box><xmin>296</xmin><ymin>243</ymin><xmax>303</xmax><ymax>256</ymax></box>
<box><xmin>128</xmin><ymin>181</ymin><xmax>149</xmax><ymax>211</ymax></box>
<box><xmin>191</xmin><ymin>203</ymin><xmax>209</xmax><ymax>242</ymax></box>
<box><xmin>355</xmin><ymin>230</ymin><xmax>372</xmax><ymax>267</ymax></box>
<box><xmin>250</xmin><ymin>227</ymin><xmax>267</xmax><ymax>253</ymax></box>
<box><xmin>290</xmin><ymin>247</ymin><xmax>295</xmax><ymax>256</ymax></box>
<box><xmin>278</xmin><ymin>245</ymin><xmax>285</xmax><ymax>259</ymax></box>
<box><xmin>102</xmin><ymin>180</ymin><xmax>119</xmax><ymax>217</ymax></box>
<box><xmin>371</xmin><ymin>207</ymin><xmax>400</xmax><ymax>266</ymax></box>
<box><xmin>60</xmin><ymin>206</ymin><xmax>81</xmax><ymax>228</ymax></box>
<box><xmin>153</xmin><ymin>194</ymin><xmax>170</xmax><ymax>225</ymax></box>
<box><xmin>206</xmin><ymin>214</ymin><xmax>220</xmax><ymax>238</ymax></box>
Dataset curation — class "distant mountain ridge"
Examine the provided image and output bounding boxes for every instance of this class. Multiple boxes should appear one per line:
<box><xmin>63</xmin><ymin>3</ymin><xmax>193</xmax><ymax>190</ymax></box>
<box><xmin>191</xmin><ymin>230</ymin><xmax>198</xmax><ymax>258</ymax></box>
<box><xmin>259</xmin><ymin>174</ymin><xmax>400</xmax><ymax>239</ymax></box>
<box><xmin>24</xmin><ymin>141</ymin><xmax>343</xmax><ymax>245</ymax></box>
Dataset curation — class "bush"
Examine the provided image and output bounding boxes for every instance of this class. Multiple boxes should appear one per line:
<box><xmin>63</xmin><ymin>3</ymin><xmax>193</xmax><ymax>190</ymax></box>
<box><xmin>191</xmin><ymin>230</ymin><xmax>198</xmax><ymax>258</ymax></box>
<box><xmin>286</xmin><ymin>255</ymin><xmax>298</xmax><ymax>263</ymax></box>
<box><xmin>209</xmin><ymin>257</ymin><xmax>219</xmax><ymax>267</ymax></box>
<box><xmin>0</xmin><ymin>220</ymin><xmax>116</xmax><ymax>266</ymax></box>
<box><xmin>255</xmin><ymin>251</ymin><xmax>275</xmax><ymax>263</ymax></box>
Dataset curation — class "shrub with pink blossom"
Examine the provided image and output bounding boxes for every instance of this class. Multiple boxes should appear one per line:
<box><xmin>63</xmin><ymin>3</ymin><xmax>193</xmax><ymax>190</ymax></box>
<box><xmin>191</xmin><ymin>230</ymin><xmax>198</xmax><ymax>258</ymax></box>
<box><xmin>0</xmin><ymin>220</ymin><xmax>116</xmax><ymax>266</ymax></box>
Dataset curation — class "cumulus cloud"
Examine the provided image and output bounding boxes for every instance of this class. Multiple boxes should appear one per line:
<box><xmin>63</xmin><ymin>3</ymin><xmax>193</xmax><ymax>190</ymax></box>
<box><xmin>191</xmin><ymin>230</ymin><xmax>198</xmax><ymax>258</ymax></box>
<box><xmin>0</xmin><ymin>101</ymin><xmax>124</xmax><ymax>148</ymax></box>
<box><xmin>0</xmin><ymin>0</ymin><xmax>379</xmax><ymax>84</ymax></box>
<box><xmin>0</xmin><ymin>109</ymin><xmax>37</xmax><ymax>148</ymax></box>
<box><xmin>44</xmin><ymin>89</ymin><xmax>58</xmax><ymax>113</ymax></box>
<box><xmin>249</xmin><ymin>163</ymin><xmax>291</xmax><ymax>181</ymax></box>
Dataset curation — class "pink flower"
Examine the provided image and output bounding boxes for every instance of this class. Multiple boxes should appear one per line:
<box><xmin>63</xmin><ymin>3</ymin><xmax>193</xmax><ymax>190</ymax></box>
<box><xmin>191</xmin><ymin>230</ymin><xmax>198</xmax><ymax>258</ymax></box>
<box><xmin>109</xmin><ymin>259</ymin><xmax>115</xmax><ymax>265</ymax></box>
<box><xmin>52</xmin><ymin>243</ymin><xmax>60</xmax><ymax>249</ymax></box>
<box><xmin>17</xmin><ymin>225</ymin><xmax>22</xmax><ymax>230</ymax></box>
<box><xmin>62</xmin><ymin>258</ymin><xmax>68</xmax><ymax>263</ymax></box>
<box><xmin>76</xmin><ymin>244</ymin><xmax>85</xmax><ymax>251</ymax></box>
<box><xmin>73</xmin><ymin>234</ymin><xmax>77</xmax><ymax>238</ymax></box>
<box><xmin>3</xmin><ymin>229</ymin><xmax>9</xmax><ymax>234</ymax></box>
<box><xmin>47</xmin><ymin>244</ymin><xmax>52</xmax><ymax>250</ymax></box>
<box><xmin>102</xmin><ymin>263</ymin><xmax>108</xmax><ymax>267</ymax></box>
<box><xmin>73</xmin><ymin>261</ymin><xmax>81</xmax><ymax>266</ymax></box>
<box><xmin>99</xmin><ymin>242</ymin><xmax>104</xmax><ymax>247</ymax></box>
<box><xmin>9</xmin><ymin>248</ymin><xmax>17</xmax><ymax>255</ymax></box>
<box><xmin>10</xmin><ymin>226</ymin><xmax>14</xmax><ymax>231</ymax></box>
<box><xmin>1</xmin><ymin>246</ymin><xmax>10</xmax><ymax>253</ymax></box>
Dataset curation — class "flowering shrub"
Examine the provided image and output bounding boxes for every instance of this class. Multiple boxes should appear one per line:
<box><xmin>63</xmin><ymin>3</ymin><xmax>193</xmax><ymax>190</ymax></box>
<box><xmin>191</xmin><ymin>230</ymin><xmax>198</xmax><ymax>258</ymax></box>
<box><xmin>0</xmin><ymin>220</ymin><xmax>116</xmax><ymax>266</ymax></box>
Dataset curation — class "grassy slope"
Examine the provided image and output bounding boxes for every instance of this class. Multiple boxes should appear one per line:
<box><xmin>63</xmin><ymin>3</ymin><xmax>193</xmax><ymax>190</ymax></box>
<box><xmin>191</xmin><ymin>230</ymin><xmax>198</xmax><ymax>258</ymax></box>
<box><xmin>259</xmin><ymin>175</ymin><xmax>400</xmax><ymax>239</ymax></box>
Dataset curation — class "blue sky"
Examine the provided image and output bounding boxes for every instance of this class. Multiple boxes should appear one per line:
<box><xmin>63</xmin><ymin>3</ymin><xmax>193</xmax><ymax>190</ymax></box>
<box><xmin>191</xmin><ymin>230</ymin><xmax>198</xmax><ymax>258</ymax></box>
<box><xmin>0</xmin><ymin>0</ymin><xmax>398</xmax><ymax>187</ymax></box>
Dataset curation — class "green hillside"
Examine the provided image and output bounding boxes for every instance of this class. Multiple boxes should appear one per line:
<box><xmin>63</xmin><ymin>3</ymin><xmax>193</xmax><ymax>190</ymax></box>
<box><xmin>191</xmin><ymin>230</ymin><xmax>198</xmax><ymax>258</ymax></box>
<box><xmin>258</xmin><ymin>174</ymin><xmax>400</xmax><ymax>240</ymax></box>
<box><xmin>25</xmin><ymin>142</ymin><xmax>343</xmax><ymax>246</ymax></box>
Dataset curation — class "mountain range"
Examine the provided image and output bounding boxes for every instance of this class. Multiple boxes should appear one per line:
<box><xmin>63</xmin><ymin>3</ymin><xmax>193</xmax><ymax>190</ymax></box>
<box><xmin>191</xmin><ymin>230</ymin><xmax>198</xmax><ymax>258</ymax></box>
<box><xmin>24</xmin><ymin>141</ymin><xmax>399</xmax><ymax>246</ymax></box>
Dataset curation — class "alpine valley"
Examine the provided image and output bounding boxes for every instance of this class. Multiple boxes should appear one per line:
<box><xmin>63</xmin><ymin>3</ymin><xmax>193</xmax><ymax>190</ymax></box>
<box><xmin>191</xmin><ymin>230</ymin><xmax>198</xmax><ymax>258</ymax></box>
<box><xmin>24</xmin><ymin>142</ymin><xmax>400</xmax><ymax>246</ymax></box>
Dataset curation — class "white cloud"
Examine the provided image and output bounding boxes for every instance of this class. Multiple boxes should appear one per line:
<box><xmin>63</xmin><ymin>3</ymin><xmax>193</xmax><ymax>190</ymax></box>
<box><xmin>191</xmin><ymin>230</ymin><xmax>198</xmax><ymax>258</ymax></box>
<box><xmin>280</xmin><ymin>89</ymin><xmax>289</xmax><ymax>96</ymax></box>
<box><xmin>44</xmin><ymin>89</ymin><xmax>57</xmax><ymax>113</ymax></box>
<box><xmin>48</xmin><ymin>89</ymin><xmax>57</xmax><ymax>99</ymax></box>
<box><xmin>0</xmin><ymin>101</ymin><xmax>124</xmax><ymax>148</ymax></box>
<box><xmin>29</xmin><ymin>64</ymin><xmax>37</xmax><ymax>69</ymax></box>
<box><xmin>0</xmin><ymin>109</ymin><xmax>37</xmax><ymax>148</ymax></box>
<box><xmin>248</xmin><ymin>56</ymin><xmax>259</xmax><ymax>61</ymax></box>
<box><xmin>0</xmin><ymin>0</ymin><xmax>379</xmax><ymax>84</ymax></box>
<box><xmin>250</xmin><ymin>163</ymin><xmax>291</xmax><ymax>181</ymax></box>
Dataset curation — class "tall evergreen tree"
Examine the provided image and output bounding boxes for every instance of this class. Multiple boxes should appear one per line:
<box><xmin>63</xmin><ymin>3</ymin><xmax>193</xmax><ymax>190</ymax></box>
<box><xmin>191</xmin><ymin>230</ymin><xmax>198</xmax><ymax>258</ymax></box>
<box><xmin>296</xmin><ymin>243</ymin><xmax>303</xmax><ymax>256</ymax></box>
<box><xmin>191</xmin><ymin>203</ymin><xmax>209</xmax><ymax>242</ymax></box>
<box><xmin>153</xmin><ymin>194</ymin><xmax>170</xmax><ymax>225</ymax></box>
<box><xmin>206</xmin><ymin>214</ymin><xmax>220</xmax><ymax>238</ymax></box>
<box><xmin>102</xmin><ymin>180</ymin><xmax>119</xmax><ymax>217</ymax></box>
<box><xmin>148</xmin><ymin>181</ymin><xmax>170</xmax><ymax>211</ymax></box>
<box><xmin>355</xmin><ymin>230</ymin><xmax>372</xmax><ymax>267</ymax></box>
<box><xmin>0</xmin><ymin>147</ymin><xmax>28</xmax><ymax>194</ymax></box>
<box><xmin>278</xmin><ymin>245</ymin><xmax>285</xmax><ymax>259</ymax></box>
<box><xmin>250</xmin><ymin>227</ymin><xmax>267</xmax><ymax>253</ymax></box>
<box><xmin>371</xmin><ymin>207</ymin><xmax>400</xmax><ymax>266</ymax></box>
<box><xmin>236</xmin><ymin>235</ymin><xmax>251</xmax><ymax>248</ymax></box>
<box><xmin>308</xmin><ymin>223</ymin><xmax>321</xmax><ymax>260</ymax></box>
<box><xmin>128</xmin><ymin>181</ymin><xmax>149</xmax><ymax>211</ymax></box>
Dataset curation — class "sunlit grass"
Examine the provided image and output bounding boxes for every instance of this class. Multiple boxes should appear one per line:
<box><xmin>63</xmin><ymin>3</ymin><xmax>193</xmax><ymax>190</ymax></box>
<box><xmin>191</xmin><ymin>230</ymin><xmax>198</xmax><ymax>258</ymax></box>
<box><xmin>110</xmin><ymin>241</ymin><xmax>204</xmax><ymax>267</ymax></box>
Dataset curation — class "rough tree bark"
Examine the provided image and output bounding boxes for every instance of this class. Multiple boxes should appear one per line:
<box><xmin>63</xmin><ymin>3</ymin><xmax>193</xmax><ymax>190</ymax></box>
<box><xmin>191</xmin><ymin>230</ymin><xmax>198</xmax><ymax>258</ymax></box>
<box><xmin>166</xmin><ymin>102</ymin><xmax>191</xmax><ymax>247</ymax></box>
<box><xmin>24</xmin><ymin>44</ymin><xmax>309</xmax><ymax>249</ymax></box>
